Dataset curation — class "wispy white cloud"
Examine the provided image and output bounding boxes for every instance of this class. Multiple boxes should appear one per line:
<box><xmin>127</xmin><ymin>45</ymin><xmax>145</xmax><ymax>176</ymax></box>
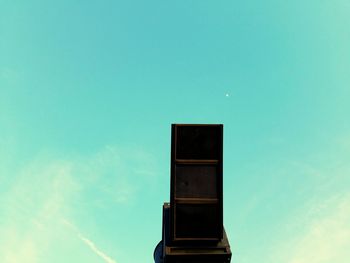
<box><xmin>0</xmin><ymin>160</ymin><xmax>74</xmax><ymax>262</ymax></box>
<box><xmin>63</xmin><ymin>219</ymin><xmax>117</xmax><ymax>263</ymax></box>
<box><xmin>73</xmin><ymin>144</ymin><xmax>157</xmax><ymax>206</ymax></box>
<box><xmin>267</xmin><ymin>154</ymin><xmax>350</xmax><ymax>263</ymax></box>
<box><xmin>271</xmin><ymin>193</ymin><xmax>350</xmax><ymax>263</ymax></box>
<box><xmin>78</xmin><ymin>234</ymin><xmax>117</xmax><ymax>263</ymax></box>
<box><xmin>0</xmin><ymin>145</ymin><xmax>156</xmax><ymax>262</ymax></box>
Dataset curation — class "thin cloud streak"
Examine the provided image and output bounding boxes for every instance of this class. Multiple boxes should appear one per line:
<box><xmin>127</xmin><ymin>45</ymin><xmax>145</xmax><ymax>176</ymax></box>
<box><xmin>63</xmin><ymin>219</ymin><xmax>117</xmax><ymax>263</ymax></box>
<box><xmin>78</xmin><ymin>234</ymin><xmax>117</xmax><ymax>263</ymax></box>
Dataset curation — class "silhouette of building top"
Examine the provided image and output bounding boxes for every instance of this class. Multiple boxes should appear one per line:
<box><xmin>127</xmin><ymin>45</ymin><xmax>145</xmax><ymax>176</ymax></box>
<box><xmin>170</xmin><ymin>124</ymin><xmax>223</xmax><ymax>243</ymax></box>
<box><xmin>154</xmin><ymin>124</ymin><xmax>232</xmax><ymax>263</ymax></box>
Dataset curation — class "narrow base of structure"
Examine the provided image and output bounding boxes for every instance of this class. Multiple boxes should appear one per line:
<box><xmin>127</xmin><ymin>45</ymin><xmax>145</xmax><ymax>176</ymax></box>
<box><xmin>154</xmin><ymin>203</ymin><xmax>232</xmax><ymax>263</ymax></box>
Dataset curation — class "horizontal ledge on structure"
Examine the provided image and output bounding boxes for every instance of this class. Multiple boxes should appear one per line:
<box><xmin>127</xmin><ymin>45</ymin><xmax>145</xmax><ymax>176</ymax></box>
<box><xmin>169</xmin><ymin>247</ymin><xmax>228</xmax><ymax>254</ymax></box>
<box><xmin>175</xmin><ymin>159</ymin><xmax>219</xmax><ymax>164</ymax></box>
<box><xmin>174</xmin><ymin>198</ymin><xmax>219</xmax><ymax>204</ymax></box>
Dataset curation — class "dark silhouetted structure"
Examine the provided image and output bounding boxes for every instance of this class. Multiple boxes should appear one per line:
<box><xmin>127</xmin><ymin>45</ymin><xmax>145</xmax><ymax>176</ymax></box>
<box><xmin>154</xmin><ymin>124</ymin><xmax>232</xmax><ymax>263</ymax></box>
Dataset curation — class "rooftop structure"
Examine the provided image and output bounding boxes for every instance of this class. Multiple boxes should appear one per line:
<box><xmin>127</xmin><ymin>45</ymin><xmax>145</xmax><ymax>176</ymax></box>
<box><xmin>154</xmin><ymin>124</ymin><xmax>232</xmax><ymax>263</ymax></box>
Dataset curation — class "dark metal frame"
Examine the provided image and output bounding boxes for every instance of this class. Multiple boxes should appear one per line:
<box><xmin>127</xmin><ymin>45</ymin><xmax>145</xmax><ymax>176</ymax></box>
<box><xmin>170</xmin><ymin>124</ymin><xmax>224</xmax><ymax>243</ymax></box>
<box><xmin>163</xmin><ymin>203</ymin><xmax>231</xmax><ymax>263</ymax></box>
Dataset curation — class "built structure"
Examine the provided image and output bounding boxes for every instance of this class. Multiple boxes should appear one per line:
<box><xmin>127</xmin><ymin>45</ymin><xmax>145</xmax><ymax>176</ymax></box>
<box><xmin>154</xmin><ymin>124</ymin><xmax>232</xmax><ymax>263</ymax></box>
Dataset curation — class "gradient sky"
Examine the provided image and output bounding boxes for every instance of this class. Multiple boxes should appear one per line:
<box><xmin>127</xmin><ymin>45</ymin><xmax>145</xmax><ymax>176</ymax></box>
<box><xmin>1</xmin><ymin>1</ymin><xmax>350</xmax><ymax>263</ymax></box>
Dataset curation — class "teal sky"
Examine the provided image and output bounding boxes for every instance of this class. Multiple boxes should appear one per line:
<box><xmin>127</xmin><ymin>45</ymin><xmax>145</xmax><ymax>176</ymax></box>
<box><xmin>1</xmin><ymin>1</ymin><xmax>350</xmax><ymax>262</ymax></box>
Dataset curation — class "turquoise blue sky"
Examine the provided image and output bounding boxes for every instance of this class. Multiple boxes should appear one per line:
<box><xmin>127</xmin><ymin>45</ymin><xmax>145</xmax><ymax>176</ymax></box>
<box><xmin>1</xmin><ymin>1</ymin><xmax>350</xmax><ymax>262</ymax></box>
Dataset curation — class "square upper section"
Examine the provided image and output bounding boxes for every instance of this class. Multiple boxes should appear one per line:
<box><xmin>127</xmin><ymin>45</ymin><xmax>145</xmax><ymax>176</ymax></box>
<box><xmin>175</xmin><ymin>125</ymin><xmax>222</xmax><ymax>160</ymax></box>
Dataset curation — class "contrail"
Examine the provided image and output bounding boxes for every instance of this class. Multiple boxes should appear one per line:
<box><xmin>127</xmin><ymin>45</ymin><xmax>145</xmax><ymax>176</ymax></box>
<box><xmin>78</xmin><ymin>234</ymin><xmax>117</xmax><ymax>263</ymax></box>
<box><xmin>62</xmin><ymin>219</ymin><xmax>117</xmax><ymax>263</ymax></box>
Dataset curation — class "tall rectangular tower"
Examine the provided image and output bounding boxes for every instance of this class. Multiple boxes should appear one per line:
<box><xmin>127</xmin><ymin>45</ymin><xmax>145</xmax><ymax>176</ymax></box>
<box><xmin>170</xmin><ymin>124</ymin><xmax>223</xmax><ymax>243</ymax></box>
<box><xmin>154</xmin><ymin>124</ymin><xmax>231</xmax><ymax>263</ymax></box>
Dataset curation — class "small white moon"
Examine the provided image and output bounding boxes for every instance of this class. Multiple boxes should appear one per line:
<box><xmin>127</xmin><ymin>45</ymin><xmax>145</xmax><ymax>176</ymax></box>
<box><xmin>225</xmin><ymin>93</ymin><xmax>230</xmax><ymax>97</ymax></box>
